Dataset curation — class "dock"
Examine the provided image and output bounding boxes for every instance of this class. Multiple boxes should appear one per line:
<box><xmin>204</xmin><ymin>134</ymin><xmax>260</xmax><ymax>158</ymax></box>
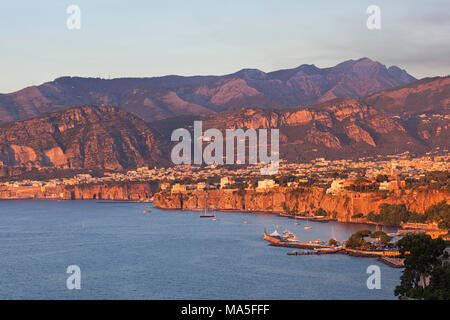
<box><xmin>264</xmin><ymin>231</ymin><xmax>404</xmax><ymax>265</ymax></box>
<box><xmin>377</xmin><ymin>256</ymin><xmax>405</xmax><ymax>268</ymax></box>
<box><xmin>278</xmin><ymin>213</ymin><xmax>337</xmax><ymax>223</ymax></box>
<box><xmin>263</xmin><ymin>232</ymin><xmax>334</xmax><ymax>249</ymax></box>
<box><xmin>287</xmin><ymin>248</ymin><xmax>344</xmax><ymax>256</ymax></box>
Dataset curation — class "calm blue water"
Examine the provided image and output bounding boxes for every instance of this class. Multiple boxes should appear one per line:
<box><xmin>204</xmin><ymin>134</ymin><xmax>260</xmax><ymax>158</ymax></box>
<box><xmin>0</xmin><ymin>200</ymin><xmax>401</xmax><ymax>299</ymax></box>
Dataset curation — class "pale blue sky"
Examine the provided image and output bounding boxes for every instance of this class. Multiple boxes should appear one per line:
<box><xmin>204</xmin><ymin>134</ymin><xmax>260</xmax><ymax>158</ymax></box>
<box><xmin>1</xmin><ymin>0</ymin><xmax>449</xmax><ymax>93</ymax></box>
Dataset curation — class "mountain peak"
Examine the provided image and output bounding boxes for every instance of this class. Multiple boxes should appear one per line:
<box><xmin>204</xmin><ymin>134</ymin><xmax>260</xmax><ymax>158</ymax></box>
<box><xmin>232</xmin><ymin>68</ymin><xmax>267</xmax><ymax>80</ymax></box>
<box><xmin>0</xmin><ymin>58</ymin><xmax>418</xmax><ymax>123</ymax></box>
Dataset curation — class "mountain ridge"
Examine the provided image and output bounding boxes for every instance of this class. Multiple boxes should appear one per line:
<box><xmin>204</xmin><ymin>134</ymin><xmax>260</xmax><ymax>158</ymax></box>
<box><xmin>0</xmin><ymin>58</ymin><xmax>416</xmax><ymax>123</ymax></box>
<box><xmin>0</xmin><ymin>74</ymin><xmax>448</xmax><ymax>176</ymax></box>
<box><xmin>0</xmin><ymin>105</ymin><xmax>168</xmax><ymax>175</ymax></box>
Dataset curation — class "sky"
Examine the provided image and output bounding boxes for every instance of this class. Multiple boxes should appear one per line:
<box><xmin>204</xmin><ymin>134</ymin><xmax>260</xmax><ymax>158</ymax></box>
<box><xmin>1</xmin><ymin>0</ymin><xmax>449</xmax><ymax>93</ymax></box>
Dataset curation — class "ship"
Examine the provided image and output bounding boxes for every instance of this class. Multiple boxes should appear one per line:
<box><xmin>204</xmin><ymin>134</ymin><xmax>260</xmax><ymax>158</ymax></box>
<box><xmin>200</xmin><ymin>194</ymin><xmax>215</xmax><ymax>218</ymax></box>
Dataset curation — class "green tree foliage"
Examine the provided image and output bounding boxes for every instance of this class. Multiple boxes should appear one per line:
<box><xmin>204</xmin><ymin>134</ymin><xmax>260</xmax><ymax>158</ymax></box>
<box><xmin>345</xmin><ymin>230</ymin><xmax>375</xmax><ymax>248</ymax></box>
<box><xmin>329</xmin><ymin>238</ymin><xmax>338</xmax><ymax>246</ymax></box>
<box><xmin>376</xmin><ymin>174</ymin><xmax>389</xmax><ymax>182</ymax></box>
<box><xmin>314</xmin><ymin>208</ymin><xmax>327</xmax><ymax>216</ymax></box>
<box><xmin>394</xmin><ymin>234</ymin><xmax>448</xmax><ymax>299</ymax></box>
<box><xmin>366</xmin><ymin>202</ymin><xmax>449</xmax><ymax>227</ymax></box>
<box><xmin>424</xmin><ymin>201</ymin><xmax>450</xmax><ymax>229</ymax></box>
<box><xmin>367</xmin><ymin>204</ymin><xmax>410</xmax><ymax>225</ymax></box>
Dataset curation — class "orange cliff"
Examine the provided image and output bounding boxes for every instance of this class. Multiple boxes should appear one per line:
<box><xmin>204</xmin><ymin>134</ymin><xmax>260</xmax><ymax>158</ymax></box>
<box><xmin>153</xmin><ymin>187</ymin><xmax>449</xmax><ymax>222</ymax></box>
<box><xmin>0</xmin><ymin>181</ymin><xmax>157</xmax><ymax>201</ymax></box>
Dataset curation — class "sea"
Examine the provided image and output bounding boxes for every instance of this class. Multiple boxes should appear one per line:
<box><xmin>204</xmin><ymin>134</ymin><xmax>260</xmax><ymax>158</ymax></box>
<box><xmin>0</xmin><ymin>200</ymin><xmax>402</xmax><ymax>299</ymax></box>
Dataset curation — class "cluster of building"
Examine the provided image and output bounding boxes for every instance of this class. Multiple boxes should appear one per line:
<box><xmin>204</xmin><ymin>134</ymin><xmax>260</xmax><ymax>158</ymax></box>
<box><xmin>1</xmin><ymin>152</ymin><xmax>448</xmax><ymax>193</ymax></box>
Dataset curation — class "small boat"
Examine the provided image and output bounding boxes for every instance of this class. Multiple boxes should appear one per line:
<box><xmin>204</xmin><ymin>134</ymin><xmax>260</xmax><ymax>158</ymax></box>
<box><xmin>200</xmin><ymin>194</ymin><xmax>215</xmax><ymax>218</ymax></box>
<box><xmin>243</xmin><ymin>221</ymin><xmax>250</xmax><ymax>224</ymax></box>
<box><xmin>304</xmin><ymin>226</ymin><xmax>312</xmax><ymax>230</ymax></box>
<box><xmin>276</xmin><ymin>225</ymin><xmax>282</xmax><ymax>228</ymax></box>
<box><xmin>200</xmin><ymin>214</ymin><xmax>215</xmax><ymax>218</ymax></box>
<box><xmin>212</xmin><ymin>217</ymin><xmax>219</xmax><ymax>221</ymax></box>
<box><xmin>281</xmin><ymin>230</ymin><xmax>299</xmax><ymax>242</ymax></box>
<box><xmin>142</xmin><ymin>204</ymin><xmax>151</xmax><ymax>213</ymax></box>
<box><xmin>269</xmin><ymin>230</ymin><xmax>282</xmax><ymax>239</ymax></box>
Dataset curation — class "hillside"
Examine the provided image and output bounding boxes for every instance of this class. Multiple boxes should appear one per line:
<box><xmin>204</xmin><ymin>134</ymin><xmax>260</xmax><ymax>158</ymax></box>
<box><xmin>0</xmin><ymin>58</ymin><xmax>415</xmax><ymax>123</ymax></box>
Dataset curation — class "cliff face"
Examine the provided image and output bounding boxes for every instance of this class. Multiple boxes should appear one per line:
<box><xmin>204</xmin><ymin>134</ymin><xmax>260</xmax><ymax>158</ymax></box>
<box><xmin>0</xmin><ymin>105</ymin><xmax>168</xmax><ymax>172</ymax></box>
<box><xmin>154</xmin><ymin>98</ymin><xmax>447</xmax><ymax>161</ymax></box>
<box><xmin>64</xmin><ymin>182</ymin><xmax>157</xmax><ymax>200</ymax></box>
<box><xmin>0</xmin><ymin>181</ymin><xmax>157</xmax><ymax>201</ymax></box>
<box><xmin>153</xmin><ymin>188</ymin><xmax>449</xmax><ymax>222</ymax></box>
<box><xmin>363</xmin><ymin>76</ymin><xmax>450</xmax><ymax>116</ymax></box>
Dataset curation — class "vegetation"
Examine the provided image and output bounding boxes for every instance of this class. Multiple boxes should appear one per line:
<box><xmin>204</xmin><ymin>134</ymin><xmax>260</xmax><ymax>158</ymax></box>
<box><xmin>367</xmin><ymin>204</ymin><xmax>410</xmax><ymax>225</ymax></box>
<box><xmin>345</xmin><ymin>229</ymin><xmax>391</xmax><ymax>248</ymax></box>
<box><xmin>314</xmin><ymin>208</ymin><xmax>327</xmax><ymax>216</ymax></box>
<box><xmin>425</xmin><ymin>201</ymin><xmax>450</xmax><ymax>229</ymax></box>
<box><xmin>376</xmin><ymin>174</ymin><xmax>389</xmax><ymax>182</ymax></box>
<box><xmin>404</xmin><ymin>170</ymin><xmax>450</xmax><ymax>190</ymax></box>
<box><xmin>395</xmin><ymin>234</ymin><xmax>449</xmax><ymax>300</ymax></box>
<box><xmin>366</xmin><ymin>202</ymin><xmax>449</xmax><ymax>228</ymax></box>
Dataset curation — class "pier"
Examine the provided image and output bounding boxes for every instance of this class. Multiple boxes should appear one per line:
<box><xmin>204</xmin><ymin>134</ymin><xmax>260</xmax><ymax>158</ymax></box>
<box><xmin>264</xmin><ymin>231</ymin><xmax>404</xmax><ymax>267</ymax></box>
<box><xmin>263</xmin><ymin>232</ymin><xmax>334</xmax><ymax>249</ymax></box>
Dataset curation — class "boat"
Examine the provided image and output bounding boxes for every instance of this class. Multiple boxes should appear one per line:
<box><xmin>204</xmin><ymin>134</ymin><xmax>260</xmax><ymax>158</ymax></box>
<box><xmin>142</xmin><ymin>204</ymin><xmax>151</xmax><ymax>213</ymax></box>
<box><xmin>243</xmin><ymin>221</ymin><xmax>250</xmax><ymax>224</ymax></box>
<box><xmin>304</xmin><ymin>226</ymin><xmax>312</xmax><ymax>230</ymax></box>
<box><xmin>281</xmin><ymin>230</ymin><xmax>300</xmax><ymax>242</ymax></box>
<box><xmin>269</xmin><ymin>230</ymin><xmax>282</xmax><ymax>239</ymax></box>
<box><xmin>200</xmin><ymin>194</ymin><xmax>215</xmax><ymax>218</ymax></box>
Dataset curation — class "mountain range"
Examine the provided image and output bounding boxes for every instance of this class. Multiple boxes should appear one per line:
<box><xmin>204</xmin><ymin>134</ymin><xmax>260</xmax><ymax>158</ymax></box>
<box><xmin>0</xmin><ymin>58</ymin><xmax>416</xmax><ymax>123</ymax></box>
<box><xmin>0</xmin><ymin>58</ymin><xmax>448</xmax><ymax>176</ymax></box>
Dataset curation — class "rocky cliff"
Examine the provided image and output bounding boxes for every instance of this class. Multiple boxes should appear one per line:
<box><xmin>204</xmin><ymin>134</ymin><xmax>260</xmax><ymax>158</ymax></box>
<box><xmin>0</xmin><ymin>181</ymin><xmax>158</xmax><ymax>201</ymax></box>
<box><xmin>0</xmin><ymin>105</ymin><xmax>168</xmax><ymax>172</ymax></box>
<box><xmin>153</xmin><ymin>97</ymin><xmax>448</xmax><ymax>161</ymax></box>
<box><xmin>153</xmin><ymin>188</ymin><xmax>449</xmax><ymax>222</ymax></box>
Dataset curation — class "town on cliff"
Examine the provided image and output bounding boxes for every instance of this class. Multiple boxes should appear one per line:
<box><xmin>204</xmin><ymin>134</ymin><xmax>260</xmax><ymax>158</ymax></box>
<box><xmin>1</xmin><ymin>152</ymin><xmax>449</xmax><ymax>234</ymax></box>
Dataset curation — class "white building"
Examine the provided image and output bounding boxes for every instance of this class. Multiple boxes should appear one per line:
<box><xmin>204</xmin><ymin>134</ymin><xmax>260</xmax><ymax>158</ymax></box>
<box><xmin>326</xmin><ymin>179</ymin><xmax>345</xmax><ymax>195</ymax></box>
<box><xmin>220</xmin><ymin>177</ymin><xmax>234</xmax><ymax>189</ymax></box>
<box><xmin>257</xmin><ymin>179</ymin><xmax>278</xmax><ymax>189</ymax></box>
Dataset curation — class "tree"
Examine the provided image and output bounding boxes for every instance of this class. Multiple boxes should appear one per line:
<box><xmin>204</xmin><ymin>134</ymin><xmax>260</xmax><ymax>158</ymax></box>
<box><xmin>394</xmin><ymin>234</ymin><xmax>448</xmax><ymax>299</ymax></box>
<box><xmin>345</xmin><ymin>230</ymin><xmax>372</xmax><ymax>248</ymax></box>
<box><xmin>425</xmin><ymin>201</ymin><xmax>450</xmax><ymax>229</ymax></box>
<box><xmin>376</xmin><ymin>174</ymin><xmax>388</xmax><ymax>182</ymax></box>
<box><xmin>314</xmin><ymin>208</ymin><xmax>327</xmax><ymax>216</ymax></box>
<box><xmin>368</xmin><ymin>204</ymin><xmax>410</xmax><ymax>226</ymax></box>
